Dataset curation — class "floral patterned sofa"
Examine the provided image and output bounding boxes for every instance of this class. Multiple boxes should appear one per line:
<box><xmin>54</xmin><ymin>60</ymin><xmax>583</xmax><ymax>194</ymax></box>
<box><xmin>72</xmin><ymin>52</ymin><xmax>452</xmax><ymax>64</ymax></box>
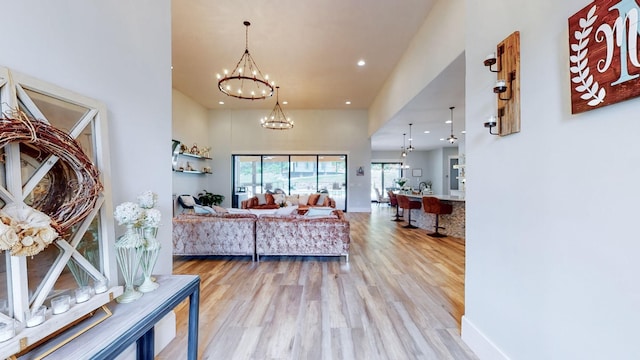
<box><xmin>172</xmin><ymin>213</ymin><xmax>257</xmax><ymax>261</ymax></box>
<box><xmin>255</xmin><ymin>210</ymin><xmax>350</xmax><ymax>261</ymax></box>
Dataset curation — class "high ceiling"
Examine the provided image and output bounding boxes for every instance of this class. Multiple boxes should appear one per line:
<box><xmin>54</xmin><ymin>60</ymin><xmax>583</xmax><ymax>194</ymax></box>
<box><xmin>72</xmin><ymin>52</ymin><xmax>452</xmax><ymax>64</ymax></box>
<box><xmin>172</xmin><ymin>0</ymin><xmax>465</xmax><ymax>151</ymax></box>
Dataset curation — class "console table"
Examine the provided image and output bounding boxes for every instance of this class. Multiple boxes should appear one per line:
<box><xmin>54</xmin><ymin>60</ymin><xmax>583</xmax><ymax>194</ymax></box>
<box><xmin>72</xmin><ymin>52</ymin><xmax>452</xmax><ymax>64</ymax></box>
<box><xmin>21</xmin><ymin>274</ymin><xmax>200</xmax><ymax>359</ymax></box>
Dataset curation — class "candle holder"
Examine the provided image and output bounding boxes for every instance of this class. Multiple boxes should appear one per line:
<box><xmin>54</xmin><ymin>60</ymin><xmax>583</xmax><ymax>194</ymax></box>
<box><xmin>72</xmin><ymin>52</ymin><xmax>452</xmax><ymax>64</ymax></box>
<box><xmin>74</xmin><ymin>286</ymin><xmax>92</xmax><ymax>304</ymax></box>
<box><xmin>484</xmin><ymin>115</ymin><xmax>499</xmax><ymax>135</ymax></box>
<box><xmin>115</xmin><ymin>224</ymin><xmax>144</xmax><ymax>303</ymax></box>
<box><xmin>51</xmin><ymin>295</ymin><xmax>71</xmax><ymax>314</ymax></box>
<box><xmin>94</xmin><ymin>278</ymin><xmax>109</xmax><ymax>294</ymax></box>
<box><xmin>0</xmin><ymin>320</ymin><xmax>15</xmax><ymax>342</ymax></box>
<box><xmin>137</xmin><ymin>227</ymin><xmax>160</xmax><ymax>293</ymax></box>
<box><xmin>25</xmin><ymin>306</ymin><xmax>46</xmax><ymax>328</ymax></box>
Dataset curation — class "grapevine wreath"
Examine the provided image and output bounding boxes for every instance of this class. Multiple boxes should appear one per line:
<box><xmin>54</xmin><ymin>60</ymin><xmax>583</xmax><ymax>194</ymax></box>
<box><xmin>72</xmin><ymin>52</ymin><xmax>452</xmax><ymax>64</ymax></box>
<box><xmin>0</xmin><ymin>112</ymin><xmax>103</xmax><ymax>256</ymax></box>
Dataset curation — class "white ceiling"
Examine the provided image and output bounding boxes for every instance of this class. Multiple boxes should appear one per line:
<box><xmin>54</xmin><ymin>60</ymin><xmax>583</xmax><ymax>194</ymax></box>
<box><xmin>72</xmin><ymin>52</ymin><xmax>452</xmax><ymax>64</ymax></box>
<box><xmin>171</xmin><ymin>0</ymin><xmax>465</xmax><ymax>151</ymax></box>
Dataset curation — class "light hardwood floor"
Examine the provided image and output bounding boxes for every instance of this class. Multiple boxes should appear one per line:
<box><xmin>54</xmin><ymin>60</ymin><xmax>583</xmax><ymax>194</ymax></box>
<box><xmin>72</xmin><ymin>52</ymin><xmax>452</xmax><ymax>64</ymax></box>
<box><xmin>157</xmin><ymin>206</ymin><xmax>477</xmax><ymax>360</ymax></box>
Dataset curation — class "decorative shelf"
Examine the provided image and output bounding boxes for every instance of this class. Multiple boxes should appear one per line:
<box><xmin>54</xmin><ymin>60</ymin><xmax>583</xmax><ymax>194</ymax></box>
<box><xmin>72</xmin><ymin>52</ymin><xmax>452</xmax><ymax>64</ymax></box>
<box><xmin>173</xmin><ymin>170</ymin><xmax>212</xmax><ymax>175</ymax></box>
<box><xmin>177</xmin><ymin>152</ymin><xmax>211</xmax><ymax>160</ymax></box>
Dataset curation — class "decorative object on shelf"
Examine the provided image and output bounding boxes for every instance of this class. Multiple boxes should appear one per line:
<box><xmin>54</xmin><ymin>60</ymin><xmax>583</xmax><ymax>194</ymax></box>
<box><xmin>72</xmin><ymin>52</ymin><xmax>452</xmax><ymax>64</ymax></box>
<box><xmin>218</xmin><ymin>21</ymin><xmax>274</xmax><ymax>100</ymax></box>
<box><xmin>197</xmin><ymin>190</ymin><xmax>224</xmax><ymax>207</ymax></box>
<box><xmin>356</xmin><ymin>166</ymin><xmax>364</xmax><ymax>176</ymax></box>
<box><xmin>447</xmin><ymin>106</ymin><xmax>458</xmax><ymax>144</ymax></box>
<box><xmin>483</xmin><ymin>31</ymin><xmax>520</xmax><ymax>136</ymax></box>
<box><xmin>74</xmin><ymin>286</ymin><xmax>92</xmax><ymax>303</ymax></box>
<box><xmin>51</xmin><ymin>295</ymin><xmax>71</xmax><ymax>315</ymax></box>
<box><xmin>114</xmin><ymin>202</ymin><xmax>144</xmax><ymax>303</ymax></box>
<box><xmin>0</xmin><ymin>203</ymin><xmax>59</xmax><ymax>256</ymax></box>
<box><xmin>569</xmin><ymin>1</ymin><xmax>640</xmax><ymax>113</ymax></box>
<box><xmin>136</xmin><ymin>190</ymin><xmax>161</xmax><ymax>293</ymax></box>
<box><xmin>179</xmin><ymin>144</ymin><xmax>188</xmax><ymax>154</ymax></box>
<box><xmin>260</xmin><ymin>86</ymin><xmax>294</xmax><ymax>130</ymax></box>
<box><xmin>190</xmin><ymin>143</ymin><xmax>199</xmax><ymax>155</ymax></box>
<box><xmin>185</xmin><ymin>162</ymin><xmax>194</xmax><ymax>171</ymax></box>
<box><xmin>202</xmin><ymin>166</ymin><xmax>212</xmax><ymax>174</ymax></box>
<box><xmin>25</xmin><ymin>305</ymin><xmax>46</xmax><ymax>328</ymax></box>
<box><xmin>200</xmin><ymin>146</ymin><xmax>211</xmax><ymax>158</ymax></box>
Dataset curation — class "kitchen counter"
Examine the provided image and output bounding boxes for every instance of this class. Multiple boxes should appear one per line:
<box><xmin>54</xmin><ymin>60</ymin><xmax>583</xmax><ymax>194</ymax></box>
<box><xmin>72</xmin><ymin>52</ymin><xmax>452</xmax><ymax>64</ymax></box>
<box><xmin>400</xmin><ymin>193</ymin><xmax>465</xmax><ymax>238</ymax></box>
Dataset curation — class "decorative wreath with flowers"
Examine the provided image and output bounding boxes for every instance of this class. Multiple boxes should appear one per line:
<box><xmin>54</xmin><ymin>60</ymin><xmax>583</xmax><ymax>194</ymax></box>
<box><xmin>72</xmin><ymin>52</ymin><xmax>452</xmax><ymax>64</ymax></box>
<box><xmin>0</xmin><ymin>111</ymin><xmax>103</xmax><ymax>256</ymax></box>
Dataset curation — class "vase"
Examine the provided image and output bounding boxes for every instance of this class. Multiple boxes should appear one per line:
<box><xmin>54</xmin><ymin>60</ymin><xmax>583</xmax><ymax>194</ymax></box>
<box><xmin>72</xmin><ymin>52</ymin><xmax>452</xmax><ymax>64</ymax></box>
<box><xmin>137</xmin><ymin>227</ymin><xmax>160</xmax><ymax>293</ymax></box>
<box><xmin>115</xmin><ymin>224</ymin><xmax>144</xmax><ymax>303</ymax></box>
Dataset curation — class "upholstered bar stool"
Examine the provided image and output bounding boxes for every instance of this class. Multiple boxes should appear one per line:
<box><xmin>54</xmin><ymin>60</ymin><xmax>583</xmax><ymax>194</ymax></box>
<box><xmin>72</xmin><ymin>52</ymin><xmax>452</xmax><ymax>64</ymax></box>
<box><xmin>422</xmin><ymin>197</ymin><xmax>453</xmax><ymax>237</ymax></box>
<box><xmin>396</xmin><ymin>194</ymin><xmax>421</xmax><ymax>229</ymax></box>
<box><xmin>388</xmin><ymin>190</ymin><xmax>403</xmax><ymax>222</ymax></box>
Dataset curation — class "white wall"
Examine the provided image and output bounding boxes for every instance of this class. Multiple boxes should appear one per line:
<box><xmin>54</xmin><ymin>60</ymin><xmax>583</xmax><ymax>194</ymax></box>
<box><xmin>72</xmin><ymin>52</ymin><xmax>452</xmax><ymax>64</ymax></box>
<box><xmin>1</xmin><ymin>1</ymin><xmax>174</xmax><ymax>356</ymax></box>
<box><xmin>368</xmin><ymin>0</ymin><xmax>465</xmax><ymax>135</ymax></box>
<box><xmin>463</xmin><ymin>0</ymin><xmax>640</xmax><ymax>359</ymax></box>
<box><xmin>205</xmin><ymin>108</ymin><xmax>371</xmax><ymax>212</ymax></box>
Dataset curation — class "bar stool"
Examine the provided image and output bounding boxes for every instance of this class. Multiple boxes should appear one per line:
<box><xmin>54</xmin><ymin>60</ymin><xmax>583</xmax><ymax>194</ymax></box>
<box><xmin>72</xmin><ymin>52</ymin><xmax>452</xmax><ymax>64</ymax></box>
<box><xmin>396</xmin><ymin>194</ymin><xmax>421</xmax><ymax>229</ymax></box>
<box><xmin>388</xmin><ymin>190</ymin><xmax>403</xmax><ymax>222</ymax></box>
<box><xmin>422</xmin><ymin>197</ymin><xmax>453</xmax><ymax>237</ymax></box>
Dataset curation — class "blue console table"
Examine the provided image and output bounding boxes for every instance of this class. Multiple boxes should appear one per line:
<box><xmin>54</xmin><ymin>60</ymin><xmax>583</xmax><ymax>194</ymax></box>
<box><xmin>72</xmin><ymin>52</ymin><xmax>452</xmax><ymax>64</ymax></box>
<box><xmin>21</xmin><ymin>274</ymin><xmax>200</xmax><ymax>359</ymax></box>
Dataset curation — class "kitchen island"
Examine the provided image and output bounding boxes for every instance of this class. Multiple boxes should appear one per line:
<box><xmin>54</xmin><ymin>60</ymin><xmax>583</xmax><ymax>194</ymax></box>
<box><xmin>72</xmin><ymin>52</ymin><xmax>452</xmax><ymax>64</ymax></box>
<box><xmin>404</xmin><ymin>194</ymin><xmax>465</xmax><ymax>238</ymax></box>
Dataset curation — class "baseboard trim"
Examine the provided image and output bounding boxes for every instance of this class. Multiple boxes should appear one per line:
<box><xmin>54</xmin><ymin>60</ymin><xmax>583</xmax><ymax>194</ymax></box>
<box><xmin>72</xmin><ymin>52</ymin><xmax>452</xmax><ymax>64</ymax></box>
<box><xmin>461</xmin><ymin>315</ymin><xmax>510</xmax><ymax>360</ymax></box>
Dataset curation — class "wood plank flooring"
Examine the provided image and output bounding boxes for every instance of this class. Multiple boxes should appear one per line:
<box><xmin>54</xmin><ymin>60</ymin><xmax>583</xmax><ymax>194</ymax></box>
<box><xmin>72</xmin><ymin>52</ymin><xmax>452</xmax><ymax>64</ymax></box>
<box><xmin>157</xmin><ymin>206</ymin><xmax>477</xmax><ymax>360</ymax></box>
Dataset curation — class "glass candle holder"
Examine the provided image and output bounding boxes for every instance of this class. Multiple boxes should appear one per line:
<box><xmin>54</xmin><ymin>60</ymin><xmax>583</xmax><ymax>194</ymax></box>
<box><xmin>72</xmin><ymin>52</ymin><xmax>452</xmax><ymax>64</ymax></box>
<box><xmin>51</xmin><ymin>295</ymin><xmax>71</xmax><ymax>315</ymax></box>
<box><xmin>94</xmin><ymin>279</ymin><xmax>108</xmax><ymax>294</ymax></box>
<box><xmin>75</xmin><ymin>286</ymin><xmax>92</xmax><ymax>303</ymax></box>
<box><xmin>25</xmin><ymin>306</ymin><xmax>46</xmax><ymax>328</ymax></box>
<box><xmin>0</xmin><ymin>320</ymin><xmax>15</xmax><ymax>342</ymax></box>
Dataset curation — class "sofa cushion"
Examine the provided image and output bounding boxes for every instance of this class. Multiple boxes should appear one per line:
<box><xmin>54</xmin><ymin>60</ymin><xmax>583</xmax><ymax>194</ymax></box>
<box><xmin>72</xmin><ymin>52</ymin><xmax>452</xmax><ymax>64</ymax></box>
<box><xmin>255</xmin><ymin>193</ymin><xmax>267</xmax><ymax>205</ymax></box>
<box><xmin>298</xmin><ymin>194</ymin><xmax>309</xmax><ymax>206</ymax></box>
<box><xmin>265</xmin><ymin>193</ymin><xmax>275</xmax><ymax>204</ymax></box>
<box><xmin>273</xmin><ymin>193</ymin><xmax>286</xmax><ymax>204</ymax></box>
<box><xmin>305</xmin><ymin>207</ymin><xmax>334</xmax><ymax>217</ymax></box>
<box><xmin>212</xmin><ymin>205</ymin><xmax>228</xmax><ymax>214</ymax></box>
<box><xmin>316</xmin><ymin>194</ymin><xmax>327</xmax><ymax>206</ymax></box>
<box><xmin>179</xmin><ymin>194</ymin><xmax>197</xmax><ymax>208</ymax></box>
<box><xmin>308</xmin><ymin>193</ymin><xmax>320</xmax><ymax>206</ymax></box>
<box><xmin>285</xmin><ymin>195</ymin><xmax>299</xmax><ymax>205</ymax></box>
<box><xmin>194</xmin><ymin>204</ymin><xmax>215</xmax><ymax>214</ymax></box>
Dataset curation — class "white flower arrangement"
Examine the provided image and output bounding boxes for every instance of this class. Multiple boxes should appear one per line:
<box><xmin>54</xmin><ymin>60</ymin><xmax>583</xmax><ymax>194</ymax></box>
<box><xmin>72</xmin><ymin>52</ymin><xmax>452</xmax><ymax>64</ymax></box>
<box><xmin>114</xmin><ymin>202</ymin><xmax>143</xmax><ymax>226</ymax></box>
<box><xmin>142</xmin><ymin>208</ymin><xmax>162</xmax><ymax>228</ymax></box>
<box><xmin>137</xmin><ymin>190</ymin><xmax>158</xmax><ymax>209</ymax></box>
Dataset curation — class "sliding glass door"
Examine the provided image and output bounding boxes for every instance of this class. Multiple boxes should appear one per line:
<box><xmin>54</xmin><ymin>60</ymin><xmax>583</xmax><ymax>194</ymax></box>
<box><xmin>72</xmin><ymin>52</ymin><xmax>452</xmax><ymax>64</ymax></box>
<box><xmin>233</xmin><ymin>154</ymin><xmax>347</xmax><ymax>211</ymax></box>
<box><xmin>370</xmin><ymin>162</ymin><xmax>402</xmax><ymax>201</ymax></box>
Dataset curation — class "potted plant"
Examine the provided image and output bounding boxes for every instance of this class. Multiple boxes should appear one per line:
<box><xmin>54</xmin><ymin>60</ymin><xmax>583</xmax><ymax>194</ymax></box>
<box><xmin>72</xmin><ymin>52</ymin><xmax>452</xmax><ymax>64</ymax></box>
<box><xmin>197</xmin><ymin>190</ymin><xmax>224</xmax><ymax>206</ymax></box>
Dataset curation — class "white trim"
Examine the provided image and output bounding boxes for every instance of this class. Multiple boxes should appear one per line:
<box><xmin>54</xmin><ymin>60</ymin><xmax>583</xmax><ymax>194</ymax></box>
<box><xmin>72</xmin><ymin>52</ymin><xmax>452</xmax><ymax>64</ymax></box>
<box><xmin>462</xmin><ymin>315</ymin><xmax>511</xmax><ymax>360</ymax></box>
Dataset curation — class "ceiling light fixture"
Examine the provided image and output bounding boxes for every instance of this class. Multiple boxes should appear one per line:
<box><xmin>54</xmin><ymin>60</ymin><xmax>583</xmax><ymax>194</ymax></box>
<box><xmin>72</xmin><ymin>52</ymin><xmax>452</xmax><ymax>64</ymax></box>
<box><xmin>217</xmin><ymin>21</ymin><xmax>274</xmax><ymax>100</ymax></box>
<box><xmin>357</xmin><ymin>59</ymin><xmax>366</xmax><ymax>66</ymax></box>
<box><xmin>401</xmin><ymin>133</ymin><xmax>407</xmax><ymax>158</ymax></box>
<box><xmin>447</xmin><ymin>106</ymin><xmax>458</xmax><ymax>144</ymax></box>
<box><xmin>260</xmin><ymin>86</ymin><xmax>293</xmax><ymax>130</ymax></box>
<box><xmin>407</xmin><ymin>123</ymin><xmax>415</xmax><ymax>152</ymax></box>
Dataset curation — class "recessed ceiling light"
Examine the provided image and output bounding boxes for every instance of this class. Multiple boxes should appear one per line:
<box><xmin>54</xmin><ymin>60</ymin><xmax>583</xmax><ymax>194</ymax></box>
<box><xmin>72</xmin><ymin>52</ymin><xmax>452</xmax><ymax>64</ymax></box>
<box><xmin>439</xmin><ymin>138</ymin><xmax>445</xmax><ymax>141</ymax></box>
<box><xmin>445</xmin><ymin>120</ymin><xmax>452</xmax><ymax>124</ymax></box>
<box><xmin>218</xmin><ymin>101</ymin><xmax>224</xmax><ymax>105</ymax></box>
<box><xmin>345</xmin><ymin>101</ymin><xmax>351</xmax><ymax>105</ymax></box>
<box><xmin>282</xmin><ymin>101</ymin><xmax>288</xmax><ymax>105</ymax></box>
<box><xmin>461</xmin><ymin>130</ymin><xmax>466</xmax><ymax>134</ymax></box>
<box><xmin>357</xmin><ymin>59</ymin><xmax>366</xmax><ymax>66</ymax></box>
<box><xmin>423</xmin><ymin>130</ymin><xmax>430</xmax><ymax>134</ymax></box>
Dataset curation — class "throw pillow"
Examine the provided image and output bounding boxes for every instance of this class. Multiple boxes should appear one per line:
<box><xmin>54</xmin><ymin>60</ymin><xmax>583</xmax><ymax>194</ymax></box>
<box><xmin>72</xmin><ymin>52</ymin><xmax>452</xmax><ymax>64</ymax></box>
<box><xmin>194</xmin><ymin>204</ymin><xmax>215</xmax><ymax>214</ymax></box>
<box><xmin>285</xmin><ymin>195</ymin><xmax>299</xmax><ymax>205</ymax></box>
<box><xmin>305</xmin><ymin>207</ymin><xmax>334</xmax><ymax>217</ymax></box>
<box><xmin>316</xmin><ymin>194</ymin><xmax>327</xmax><ymax>206</ymax></box>
<box><xmin>265</xmin><ymin>193</ymin><xmax>275</xmax><ymax>204</ymax></box>
<box><xmin>212</xmin><ymin>205</ymin><xmax>228</xmax><ymax>214</ymax></box>
<box><xmin>179</xmin><ymin>195</ymin><xmax>196</xmax><ymax>207</ymax></box>
<box><xmin>298</xmin><ymin>194</ymin><xmax>309</xmax><ymax>206</ymax></box>
<box><xmin>276</xmin><ymin>205</ymin><xmax>298</xmax><ymax>215</ymax></box>
<box><xmin>255</xmin><ymin>193</ymin><xmax>267</xmax><ymax>205</ymax></box>
<box><xmin>273</xmin><ymin>194</ymin><xmax>286</xmax><ymax>204</ymax></box>
<box><xmin>308</xmin><ymin>193</ymin><xmax>321</xmax><ymax>206</ymax></box>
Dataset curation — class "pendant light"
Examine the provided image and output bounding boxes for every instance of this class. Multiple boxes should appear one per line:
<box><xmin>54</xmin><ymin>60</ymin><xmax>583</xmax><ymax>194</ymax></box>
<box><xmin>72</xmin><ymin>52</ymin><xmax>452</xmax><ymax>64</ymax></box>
<box><xmin>401</xmin><ymin>133</ymin><xmax>407</xmax><ymax>157</ymax></box>
<box><xmin>408</xmin><ymin>123</ymin><xmax>415</xmax><ymax>152</ymax></box>
<box><xmin>447</xmin><ymin>106</ymin><xmax>458</xmax><ymax>144</ymax></box>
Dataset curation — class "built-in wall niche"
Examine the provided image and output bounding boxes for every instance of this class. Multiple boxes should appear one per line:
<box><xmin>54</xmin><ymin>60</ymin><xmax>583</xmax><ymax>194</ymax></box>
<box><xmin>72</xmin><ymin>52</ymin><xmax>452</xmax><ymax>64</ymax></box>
<box><xmin>0</xmin><ymin>66</ymin><xmax>119</xmax><ymax>358</ymax></box>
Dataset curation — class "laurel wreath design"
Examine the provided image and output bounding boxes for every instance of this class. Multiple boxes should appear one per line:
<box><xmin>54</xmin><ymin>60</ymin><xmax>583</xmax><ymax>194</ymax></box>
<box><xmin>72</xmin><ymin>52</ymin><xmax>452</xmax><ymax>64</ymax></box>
<box><xmin>570</xmin><ymin>5</ymin><xmax>605</xmax><ymax>107</ymax></box>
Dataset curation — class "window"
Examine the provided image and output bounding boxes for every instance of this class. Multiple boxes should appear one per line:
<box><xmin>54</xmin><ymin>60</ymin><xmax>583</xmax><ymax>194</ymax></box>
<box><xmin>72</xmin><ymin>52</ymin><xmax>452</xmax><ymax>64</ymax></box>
<box><xmin>232</xmin><ymin>154</ymin><xmax>347</xmax><ymax>211</ymax></box>
<box><xmin>370</xmin><ymin>163</ymin><xmax>402</xmax><ymax>201</ymax></box>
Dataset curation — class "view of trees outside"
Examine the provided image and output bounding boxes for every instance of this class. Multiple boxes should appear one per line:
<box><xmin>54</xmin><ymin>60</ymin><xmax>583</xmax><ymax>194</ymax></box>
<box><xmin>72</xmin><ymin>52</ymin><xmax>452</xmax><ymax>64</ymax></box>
<box><xmin>370</xmin><ymin>163</ymin><xmax>402</xmax><ymax>201</ymax></box>
<box><xmin>233</xmin><ymin>154</ymin><xmax>347</xmax><ymax>210</ymax></box>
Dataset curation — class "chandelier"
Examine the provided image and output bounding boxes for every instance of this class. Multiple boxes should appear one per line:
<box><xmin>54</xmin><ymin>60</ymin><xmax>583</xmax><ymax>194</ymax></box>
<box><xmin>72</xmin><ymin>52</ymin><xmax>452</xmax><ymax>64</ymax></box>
<box><xmin>217</xmin><ymin>21</ymin><xmax>274</xmax><ymax>100</ymax></box>
<box><xmin>261</xmin><ymin>87</ymin><xmax>294</xmax><ymax>130</ymax></box>
<box><xmin>447</xmin><ymin>106</ymin><xmax>458</xmax><ymax>144</ymax></box>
